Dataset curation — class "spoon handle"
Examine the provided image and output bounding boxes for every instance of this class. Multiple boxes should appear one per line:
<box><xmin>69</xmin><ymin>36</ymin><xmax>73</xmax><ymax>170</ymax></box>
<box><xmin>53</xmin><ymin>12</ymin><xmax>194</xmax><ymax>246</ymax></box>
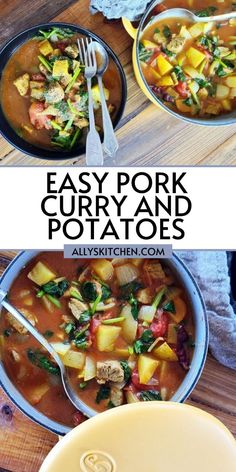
<box><xmin>98</xmin><ymin>75</ymin><xmax>119</xmax><ymax>158</ymax></box>
<box><xmin>0</xmin><ymin>288</ymin><xmax>62</xmax><ymax>366</ymax></box>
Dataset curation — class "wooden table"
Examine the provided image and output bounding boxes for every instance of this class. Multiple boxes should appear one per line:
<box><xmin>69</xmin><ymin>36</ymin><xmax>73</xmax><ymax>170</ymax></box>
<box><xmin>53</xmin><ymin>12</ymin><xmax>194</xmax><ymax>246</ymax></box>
<box><xmin>0</xmin><ymin>250</ymin><xmax>236</xmax><ymax>472</ymax></box>
<box><xmin>1</xmin><ymin>0</ymin><xmax>236</xmax><ymax>166</ymax></box>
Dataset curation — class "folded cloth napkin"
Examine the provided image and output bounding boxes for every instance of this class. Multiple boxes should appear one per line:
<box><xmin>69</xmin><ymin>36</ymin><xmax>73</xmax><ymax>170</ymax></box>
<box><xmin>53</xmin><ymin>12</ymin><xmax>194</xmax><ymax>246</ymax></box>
<box><xmin>177</xmin><ymin>251</ymin><xmax>236</xmax><ymax>371</ymax></box>
<box><xmin>90</xmin><ymin>0</ymin><xmax>151</xmax><ymax>20</ymax></box>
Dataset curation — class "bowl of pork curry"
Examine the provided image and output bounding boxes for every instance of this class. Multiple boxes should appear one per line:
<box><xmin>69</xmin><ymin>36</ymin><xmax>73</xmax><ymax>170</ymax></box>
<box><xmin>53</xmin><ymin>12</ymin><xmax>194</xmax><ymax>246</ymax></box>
<box><xmin>0</xmin><ymin>251</ymin><xmax>208</xmax><ymax>435</ymax></box>
<box><xmin>0</xmin><ymin>23</ymin><xmax>126</xmax><ymax>159</ymax></box>
<box><xmin>123</xmin><ymin>0</ymin><xmax>236</xmax><ymax>125</ymax></box>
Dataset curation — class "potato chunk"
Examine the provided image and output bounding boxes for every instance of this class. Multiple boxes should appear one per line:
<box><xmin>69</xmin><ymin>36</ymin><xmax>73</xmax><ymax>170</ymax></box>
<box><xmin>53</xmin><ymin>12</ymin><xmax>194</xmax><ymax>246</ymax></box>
<box><xmin>186</xmin><ymin>47</ymin><xmax>206</xmax><ymax>68</ymax></box>
<box><xmin>62</xmin><ymin>350</ymin><xmax>86</xmax><ymax>369</ymax></box>
<box><xmin>39</xmin><ymin>39</ymin><xmax>54</xmax><ymax>57</ymax></box>
<box><xmin>13</xmin><ymin>73</ymin><xmax>30</xmax><ymax>96</ymax></box>
<box><xmin>121</xmin><ymin>304</ymin><xmax>138</xmax><ymax>344</ymax></box>
<box><xmin>28</xmin><ymin>261</ymin><xmax>56</xmax><ymax>286</ymax></box>
<box><xmin>91</xmin><ymin>259</ymin><xmax>114</xmax><ymax>281</ymax></box>
<box><xmin>153</xmin><ymin>342</ymin><xmax>178</xmax><ymax>361</ymax></box>
<box><xmin>157</xmin><ymin>55</ymin><xmax>173</xmax><ymax>76</ymax></box>
<box><xmin>138</xmin><ymin>355</ymin><xmax>159</xmax><ymax>384</ymax></box>
<box><xmin>96</xmin><ymin>325</ymin><xmax>121</xmax><ymax>352</ymax></box>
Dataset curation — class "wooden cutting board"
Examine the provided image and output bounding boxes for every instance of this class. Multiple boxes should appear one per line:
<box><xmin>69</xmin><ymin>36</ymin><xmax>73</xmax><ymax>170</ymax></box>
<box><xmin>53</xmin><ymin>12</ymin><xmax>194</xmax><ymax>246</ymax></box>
<box><xmin>0</xmin><ymin>0</ymin><xmax>236</xmax><ymax>166</ymax></box>
<box><xmin>0</xmin><ymin>251</ymin><xmax>236</xmax><ymax>472</ymax></box>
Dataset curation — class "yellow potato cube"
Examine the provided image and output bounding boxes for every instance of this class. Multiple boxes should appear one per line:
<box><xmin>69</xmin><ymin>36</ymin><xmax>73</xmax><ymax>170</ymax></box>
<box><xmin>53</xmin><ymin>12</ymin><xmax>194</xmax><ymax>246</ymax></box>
<box><xmin>216</xmin><ymin>84</ymin><xmax>230</xmax><ymax>99</ymax></box>
<box><xmin>53</xmin><ymin>60</ymin><xmax>69</xmax><ymax>78</ymax></box>
<box><xmin>230</xmin><ymin>87</ymin><xmax>236</xmax><ymax>98</ymax></box>
<box><xmin>121</xmin><ymin>305</ymin><xmax>138</xmax><ymax>344</ymax></box>
<box><xmin>183</xmin><ymin>65</ymin><xmax>204</xmax><ymax>79</ymax></box>
<box><xmin>13</xmin><ymin>73</ymin><xmax>30</xmax><ymax>96</ymax></box>
<box><xmin>91</xmin><ymin>259</ymin><xmax>114</xmax><ymax>281</ymax></box>
<box><xmin>142</xmin><ymin>39</ymin><xmax>158</xmax><ymax>49</ymax></box>
<box><xmin>222</xmin><ymin>99</ymin><xmax>232</xmax><ymax>111</ymax></box>
<box><xmin>91</xmin><ymin>84</ymin><xmax>109</xmax><ymax>103</ymax></box>
<box><xmin>157</xmin><ymin>75</ymin><xmax>174</xmax><ymax>86</ymax></box>
<box><xmin>188</xmin><ymin>23</ymin><xmax>204</xmax><ymax>38</ymax></box>
<box><xmin>28</xmin><ymin>261</ymin><xmax>56</xmax><ymax>286</ymax></box>
<box><xmin>138</xmin><ymin>355</ymin><xmax>160</xmax><ymax>384</ymax></box>
<box><xmin>27</xmin><ymin>384</ymin><xmax>50</xmax><ymax>405</ymax></box>
<box><xmin>186</xmin><ymin>47</ymin><xmax>206</xmax><ymax>68</ymax></box>
<box><xmin>83</xmin><ymin>356</ymin><xmax>96</xmax><ymax>381</ymax></box>
<box><xmin>96</xmin><ymin>325</ymin><xmax>121</xmax><ymax>352</ymax></box>
<box><xmin>62</xmin><ymin>350</ymin><xmax>86</xmax><ymax>369</ymax></box>
<box><xmin>149</xmin><ymin>67</ymin><xmax>161</xmax><ymax>80</ymax></box>
<box><xmin>225</xmin><ymin>76</ymin><xmax>236</xmax><ymax>88</ymax></box>
<box><xmin>51</xmin><ymin>342</ymin><xmax>71</xmax><ymax>357</ymax></box>
<box><xmin>179</xmin><ymin>25</ymin><xmax>192</xmax><ymax>39</ymax></box>
<box><xmin>157</xmin><ymin>55</ymin><xmax>173</xmax><ymax>76</ymax></box>
<box><xmin>153</xmin><ymin>342</ymin><xmax>178</xmax><ymax>361</ymax></box>
<box><xmin>39</xmin><ymin>39</ymin><xmax>54</xmax><ymax>56</ymax></box>
<box><xmin>176</xmin><ymin>100</ymin><xmax>192</xmax><ymax>113</ymax></box>
<box><xmin>169</xmin><ymin>297</ymin><xmax>187</xmax><ymax>323</ymax></box>
<box><xmin>114</xmin><ymin>347</ymin><xmax>130</xmax><ymax>358</ymax></box>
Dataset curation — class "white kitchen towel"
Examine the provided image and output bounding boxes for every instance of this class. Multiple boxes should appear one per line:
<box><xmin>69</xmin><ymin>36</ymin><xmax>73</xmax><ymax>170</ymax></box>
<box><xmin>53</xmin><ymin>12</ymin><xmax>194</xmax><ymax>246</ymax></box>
<box><xmin>90</xmin><ymin>0</ymin><xmax>151</xmax><ymax>20</ymax></box>
<box><xmin>177</xmin><ymin>251</ymin><xmax>236</xmax><ymax>370</ymax></box>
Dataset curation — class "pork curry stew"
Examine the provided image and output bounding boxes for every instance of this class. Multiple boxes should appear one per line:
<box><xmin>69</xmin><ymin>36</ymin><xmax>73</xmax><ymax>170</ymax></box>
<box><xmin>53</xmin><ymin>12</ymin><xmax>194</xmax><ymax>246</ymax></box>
<box><xmin>0</xmin><ymin>253</ymin><xmax>194</xmax><ymax>427</ymax></box>
<box><xmin>0</xmin><ymin>27</ymin><xmax>121</xmax><ymax>152</ymax></box>
<box><xmin>139</xmin><ymin>1</ymin><xmax>236</xmax><ymax>117</ymax></box>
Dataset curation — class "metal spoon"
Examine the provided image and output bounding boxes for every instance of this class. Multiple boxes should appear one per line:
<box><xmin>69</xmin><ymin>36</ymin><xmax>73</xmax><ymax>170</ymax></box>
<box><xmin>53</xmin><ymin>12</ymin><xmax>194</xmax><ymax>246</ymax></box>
<box><xmin>0</xmin><ymin>288</ymin><xmax>96</xmax><ymax>418</ymax></box>
<box><xmin>147</xmin><ymin>8</ymin><xmax>236</xmax><ymax>25</ymax></box>
<box><xmin>92</xmin><ymin>42</ymin><xmax>119</xmax><ymax>158</ymax></box>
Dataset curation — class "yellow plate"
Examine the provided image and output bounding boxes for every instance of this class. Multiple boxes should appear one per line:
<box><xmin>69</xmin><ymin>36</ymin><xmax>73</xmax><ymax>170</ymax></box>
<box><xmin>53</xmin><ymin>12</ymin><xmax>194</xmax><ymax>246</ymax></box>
<box><xmin>40</xmin><ymin>402</ymin><xmax>236</xmax><ymax>472</ymax></box>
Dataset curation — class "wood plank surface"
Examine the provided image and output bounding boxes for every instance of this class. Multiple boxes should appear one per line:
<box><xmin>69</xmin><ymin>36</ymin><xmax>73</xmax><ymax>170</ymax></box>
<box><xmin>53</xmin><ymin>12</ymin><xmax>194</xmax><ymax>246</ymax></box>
<box><xmin>0</xmin><ymin>250</ymin><xmax>235</xmax><ymax>472</ymax></box>
<box><xmin>1</xmin><ymin>0</ymin><xmax>236</xmax><ymax>166</ymax></box>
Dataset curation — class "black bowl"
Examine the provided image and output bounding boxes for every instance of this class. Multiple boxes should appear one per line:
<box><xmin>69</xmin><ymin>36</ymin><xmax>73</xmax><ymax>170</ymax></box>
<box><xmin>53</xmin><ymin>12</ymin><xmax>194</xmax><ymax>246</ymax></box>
<box><xmin>0</xmin><ymin>22</ymin><xmax>127</xmax><ymax>160</ymax></box>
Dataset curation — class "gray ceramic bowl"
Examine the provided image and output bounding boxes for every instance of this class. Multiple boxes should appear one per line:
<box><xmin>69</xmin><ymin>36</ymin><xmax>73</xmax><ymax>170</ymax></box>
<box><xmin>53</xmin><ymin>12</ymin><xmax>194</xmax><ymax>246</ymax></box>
<box><xmin>0</xmin><ymin>250</ymin><xmax>208</xmax><ymax>436</ymax></box>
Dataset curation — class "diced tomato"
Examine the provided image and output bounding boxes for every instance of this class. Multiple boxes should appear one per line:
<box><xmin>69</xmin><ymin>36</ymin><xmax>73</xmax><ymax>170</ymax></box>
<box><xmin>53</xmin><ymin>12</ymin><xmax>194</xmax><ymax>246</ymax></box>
<box><xmin>147</xmin><ymin>49</ymin><xmax>161</xmax><ymax>65</ymax></box>
<box><xmin>153</xmin><ymin>4</ymin><xmax>167</xmax><ymax>14</ymax></box>
<box><xmin>31</xmin><ymin>73</ymin><xmax>45</xmax><ymax>82</ymax></box>
<box><xmin>55</xmin><ymin>41</ymin><xmax>67</xmax><ymax>52</ymax></box>
<box><xmin>73</xmin><ymin>411</ymin><xmax>87</xmax><ymax>426</ymax></box>
<box><xmin>90</xmin><ymin>318</ymin><xmax>101</xmax><ymax>336</ymax></box>
<box><xmin>29</xmin><ymin>102</ymin><xmax>52</xmax><ymax>130</ymax></box>
<box><xmin>137</xmin><ymin>323</ymin><xmax>145</xmax><ymax>338</ymax></box>
<box><xmin>131</xmin><ymin>370</ymin><xmax>159</xmax><ymax>391</ymax></box>
<box><xmin>175</xmin><ymin>81</ymin><xmax>188</xmax><ymax>98</ymax></box>
<box><xmin>150</xmin><ymin>312</ymin><xmax>168</xmax><ymax>338</ymax></box>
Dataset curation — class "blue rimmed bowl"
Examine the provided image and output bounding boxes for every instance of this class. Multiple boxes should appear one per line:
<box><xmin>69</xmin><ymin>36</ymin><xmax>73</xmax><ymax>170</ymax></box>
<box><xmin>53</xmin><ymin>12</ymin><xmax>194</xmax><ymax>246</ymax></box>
<box><xmin>0</xmin><ymin>250</ymin><xmax>208</xmax><ymax>436</ymax></box>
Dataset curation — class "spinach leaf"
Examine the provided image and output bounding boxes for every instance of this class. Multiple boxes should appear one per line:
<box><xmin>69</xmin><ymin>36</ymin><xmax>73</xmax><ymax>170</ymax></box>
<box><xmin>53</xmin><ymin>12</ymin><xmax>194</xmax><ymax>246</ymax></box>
<box><xmin>129</xmin><ymin>293</ymin><xmax>139</xmax><ymax>320</ymax></box>
<box><xmin>27</xmin><ymin>349</ymin><xmax>60</xmax><ymax>375</ymax></box>
<box><xmin>65</xmin><ymin>322</ymin><xmax>76</xmax><ymax>335</ymax></box>
<box><xmin>81</xmin><ymin>281</ymin><xmax>97</xmax><ymax>301</ymax></box>
<box><xmin>41</xmin><ymin>279</ymin><xmax>69</xmax><ymax>298</ymax></box>
<box><xmin>3</xmin><ymin>328</ymin><xmax>12</xmax><ymax>337</ymax></box>
<box><xmin>78</xmin><ymin>310</ymin><xmax>92</xmax><ymax>325</ymax></box>
<box><xmin>163</xmin><ymin>300</ymin><xmax>176</xmax><ymax>313</ymax></box>
<box><xmin>162</xmin><ymin>25</ymin><xmax>171</xmax><ymax>39</ymax></box>
<box><xmin>101</xmin><ymin>285</ymin><xmax>111</xmax><ymax>300</ymax></box>
<box><xmin>133</xmin><ymin>329</ymin><xmax>155</xmax><ymax>354</ymax></box>
<box><xmin>173</xmin><ymin>66</ymin><xmax>186</xmax><ymax>82</ymax></box>
<box><xmin>120</xmin><ymin>281</ymin><xmax>142</xmax><ymax>300</ymax></box>
<box><xmin>120</xmin><ymin>361</ymin><xmax>132</xmax><ymax>383</ymax></box>
<box><xmin>43</xmin><ymin>330</ymin><xmax>54</xmax><ymax>338</ymax></box>
<box><xmin>139</xmin><ymin>390</ymin><xmax>162</xmax><ymax>401</ymax></box>
<box><xmin>138</xmin><ymin>43</ymin><xmax>153</xmax><ymax>63</ymax></box>
<box><xmin>96</xmin><ymin>384</ymin><xmax>110</xmax><ymax>404</ymax></box>
<box><xmin>183</xmin><ymin>97</ymin><xmax>193</xmax><ymax>107</ymax></box>
<box><xmin>195</xmin><ymin>6</ymin><xmax>217</xmax><ymax>17</ymax></box>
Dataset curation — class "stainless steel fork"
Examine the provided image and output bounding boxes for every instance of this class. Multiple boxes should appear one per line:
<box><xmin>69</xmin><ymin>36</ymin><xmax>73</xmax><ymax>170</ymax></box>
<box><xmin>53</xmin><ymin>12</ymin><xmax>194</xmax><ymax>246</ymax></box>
<box><xmin>78</xmin><ymin>37</ymin><xmax>104</xmax><ymax>166</ymax></box>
